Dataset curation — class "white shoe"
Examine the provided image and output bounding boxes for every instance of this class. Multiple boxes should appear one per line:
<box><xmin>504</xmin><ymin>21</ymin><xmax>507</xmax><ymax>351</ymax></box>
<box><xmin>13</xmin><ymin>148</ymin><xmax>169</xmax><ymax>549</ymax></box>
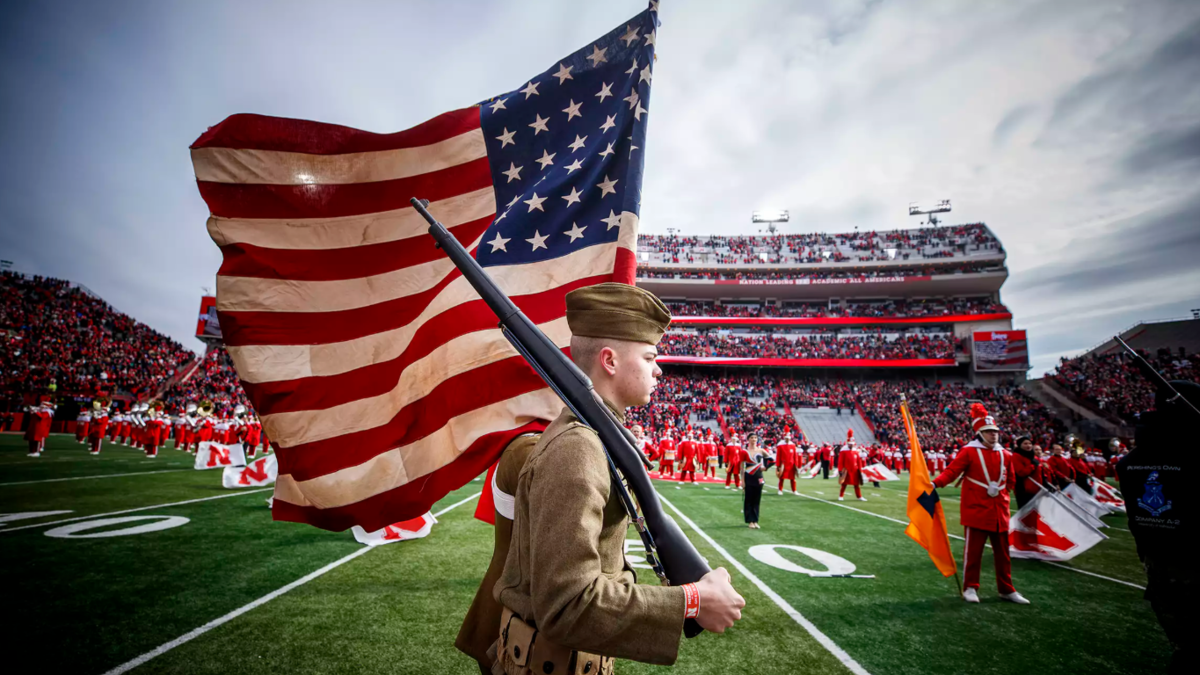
<box><xmin>778</xmin><ymin>490</ymin><xmax>783</xmax><ymax>496</ymax></box>
<box><xmin>1001</xmin><ymin>591</ymin><xmax>1030</xmax><ymax>605</ymax></box>
<box><xmin>90</xmin><ymin>451</ymin><xmax>100</xmax><ymax>455</ymax></box>
<box><xmin>963</xmin><ymin>588</ymin><xmax>980</xmax><ymax>603</ymax></box>
<box><xmin>27</xmin><ymin>452</ymin><xmax>40</xmax><ymax>457</ymax></box>
<box><xmin>859</xmin><ymin>497</ymin><xmax>868</xmax><ymax>502</ymax></box>
<box><xmin>838</xmin><ymin>496</ymin><xmax>844</xmax><ymax>501</ymax></box>
<box><xmin>792</xmin><ymin>490</ymin><xmax>798</xmax><ymax>495</ymax></box>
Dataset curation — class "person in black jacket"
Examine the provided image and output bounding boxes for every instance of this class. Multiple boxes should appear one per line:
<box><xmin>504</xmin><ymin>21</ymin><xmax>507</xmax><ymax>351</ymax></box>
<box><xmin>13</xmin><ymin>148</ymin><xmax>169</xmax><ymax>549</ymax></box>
<box><xmin>1118</xmin><ymin>380</ymin><xmax>1196</xmax><ymax>675</ymax></box>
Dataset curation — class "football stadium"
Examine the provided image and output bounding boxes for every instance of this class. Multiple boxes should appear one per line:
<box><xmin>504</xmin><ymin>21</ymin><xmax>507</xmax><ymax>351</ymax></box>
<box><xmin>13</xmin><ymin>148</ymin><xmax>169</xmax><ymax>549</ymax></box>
<box><xmin>2</xmin><ymin>1</ymin><xmax>1197</xmax><ymax>674</ymax></box>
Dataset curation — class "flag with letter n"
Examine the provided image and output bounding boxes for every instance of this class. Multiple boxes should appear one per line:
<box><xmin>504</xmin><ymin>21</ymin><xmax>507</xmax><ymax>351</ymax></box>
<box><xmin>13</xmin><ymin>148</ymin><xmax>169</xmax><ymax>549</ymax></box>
<box><xmin>188</xmin><ymin>3</ymin><xmax>661</xmax><ymax>531</ymax></box>
<box><xmin>1009</xmin><ymin>489</ymin><xmax>1106</xmax><ymax>561</ymax></box>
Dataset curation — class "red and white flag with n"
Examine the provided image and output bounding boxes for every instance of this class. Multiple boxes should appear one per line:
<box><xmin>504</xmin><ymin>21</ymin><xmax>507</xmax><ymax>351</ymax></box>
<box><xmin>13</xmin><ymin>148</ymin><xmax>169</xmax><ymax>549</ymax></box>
<box><xmin>223</xmin><ymin>454</ymin><xmax>278</xmax><ymax>488</ymax></box>
<box><xmin>1093</xmin><ymin>481</ymin><xmax>1126</xmax><ymax>513</ymax></box>
<box><xmin>1010</xmin><ymin>489</ymin><xmax>1107</xmax><ymax>562</ymax></box>
<box><xmin>351</xmin><ymin>513</ymin><xmax>437</xmax><ymax>546</ymax></box>
<box><xmin>194</xmin><ymin>442</ymin><xmax>246</xmax><ymax>470</ymax></box>
<box><xmin>861</xmin><ymin>463</ymin><xmax>899</xmax><ymax>482</ymax></box>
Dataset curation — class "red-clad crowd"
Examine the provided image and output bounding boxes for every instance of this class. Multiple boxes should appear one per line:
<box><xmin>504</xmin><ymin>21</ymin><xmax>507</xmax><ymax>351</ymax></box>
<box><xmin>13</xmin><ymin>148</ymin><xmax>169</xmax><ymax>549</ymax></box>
<box><xmin>0</xmin><ymin>272</ymin><xmax>195</xmax><ymax>397</ymax></box>
<box><xmin>665</xmin><ymin>296</ymin><xmax>1007</xmax><ymax>319</ymax></box>
<box><xmin>162</xmin><ymin>346</ymin><xmax>252</xmax><ymax>417</ymax></box>
<box><xmin>1049</xmin><ymin>348</ymin><xmax>1197</xmax><ymax>423</ymax></box>
<box><xmin>625</xmin><ymin>371</ymin><xmax>1065</xmax><ymax>457</ymax></box>
<box><xmin>659</xmin><ymin>332</ymin><xmax>957</xmax><ymax>360</ymax></box>
<box><xmin>638</xmin><ymin>260</ymin><xmax>1002</xmax><ymax>281</ymax></box>
<box><xmin>637</xmin><ymin>223</ymin><xmax>1001</xmax><ymax>266</ymax></box>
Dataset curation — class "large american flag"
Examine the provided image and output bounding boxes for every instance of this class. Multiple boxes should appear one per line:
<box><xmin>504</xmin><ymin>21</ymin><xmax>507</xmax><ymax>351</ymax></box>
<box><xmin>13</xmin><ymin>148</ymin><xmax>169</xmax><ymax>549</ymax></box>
<box><xmin>189</xmin><ymin>4</ymin><xmax>659</xmax><ymax>531</ymax></box>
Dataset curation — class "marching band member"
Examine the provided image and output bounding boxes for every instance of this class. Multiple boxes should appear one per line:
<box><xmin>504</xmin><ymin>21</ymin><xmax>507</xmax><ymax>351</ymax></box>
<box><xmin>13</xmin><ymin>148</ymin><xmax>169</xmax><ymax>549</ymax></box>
<box><xmin>143</xmin><ymin>400</ymin><xmax>169</xmax><ymax>458</ymax></box>
<box><xmin>24</xmin><ymin>397</ymin><xmax>54</xmax><ymax>457</ymax></box>
<box><xmin>703</xmin><ymin>429</ymin><xmax>719</xmax><ymax>479</ymax></box>
<box><xmin>837</xmin><ymin>431</ymin><xmax>866</xmax><ymax>501</ymax></box>
<box><xmin>819</xmin><ymin>443</ymin><xmax>833</xmax><ymax>480</ymax></box>
<box><xmin>678</xmin><ymin>429</ymin><xmax>698</xmax><ymax>484</ymax></box>
<box><xmin>87</xmin><ymin>396</ymin><xmax>111</xmax><ymax>455</ymax></box>
<box><xmin>776</xmin><ymin>432</ymin><xmax>798</xmax><ymax>495</ymax></box>
<box><xmin>1048</xmin><ymin>442</ymin><xmax>1075</xmax><ymax>489</ymax></box>
<box><xmin>658</xmin><ymin>426</ymin><xmax>676</xmax><ymax>478</ymax></box>
<box><xmin>742</xmin><ymin>434</ymin><xmax>765</xmax><ymax>529</ymax></box>
<box><xmin>933</xmin><ymin>403</ymin><xmax>1029</xmax><ymax>605</ymax></box>
<box><xmin>631</xmin><ymin>424</ymin><xmax>653</xmax><ymax>461</ymax></box>
<box><xmin>724</xmin><ymin>434</ymin><xmax>743</xmax><ymax>490</ymax></box>
<box><xmin>75</xmin><ymin>407</ymin><xmax>91</xmax><ymax>444</ymax></box>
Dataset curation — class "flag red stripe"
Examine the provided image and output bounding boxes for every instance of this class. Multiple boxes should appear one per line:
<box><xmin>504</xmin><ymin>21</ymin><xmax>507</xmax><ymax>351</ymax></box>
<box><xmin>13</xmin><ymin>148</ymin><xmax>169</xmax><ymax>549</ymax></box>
<box><xmin>190</xmin><ymin>108</ymin><xmax>481</xmax><ymax>155</ymax></box>
<box><xmin>613</xmin><ymin>246</ymin><xmax>637</xmax><ymax>285</ymax></box>
<box><xmin>244</xmin><ymin>275</ymin><xmax>605</xmax><ymax>415</ymax></box>
<box><xmin>217</xmin><ymin>214</ymin><xmax>494</xmax><ymax>281</ymax></box>
<box><xmin>197</xmin><ymin>158</ymin><xmax>493</xmax><ymax>219</ymax></box>
<box><xmin>276</xmin><ymin>355</ymin><xmax>551</xmax><ymax>480</ymax></box>
<box><xmin>218</xmin><ymin>271</ymin><xmax>462</xmax><ymax>347</ymax></box>
<box><xmin>272</xmin><ymin>421</ymin><xmax>546</xmax><ymax>532</ymax></box>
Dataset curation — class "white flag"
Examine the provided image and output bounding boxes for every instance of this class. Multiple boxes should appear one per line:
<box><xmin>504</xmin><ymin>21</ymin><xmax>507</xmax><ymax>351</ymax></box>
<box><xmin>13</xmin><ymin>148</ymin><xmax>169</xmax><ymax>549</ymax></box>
<box><xmin>1010</xmin><ymin>489</ymin><xmax>1107</xmax><ymax>561</ymax></box>
<box><xmin>1093</xmin><ymin>481</ymin><xmax>1126</xmax><ymax>513</ymax></box>
<box><xmin>860</xmin><ymin>463</ymin><xmax>899</xmax><ymax>482</ymax></box>
<box><xmin>1063</xmin><ymin>482</ymin><xmax>1114</xmax><ymax>519</ymax></box>
<box><xmin>351</xmin><ymin>512</ymin><xmax>437</xmax><ymax>546</ymax></box>
<box><xmin>194</xmin><ymin>442</ymin><xmax>246</xmax><ymax>470</ymax></box>
<box><xmin>222</xmin><ymin>454</ymin><xmax>278</xmax><ymax>488</ymax></box>
<box><xmin>800</xmin><ymin>461</ymin><xmax>819</xmax><ymax>479</ymax></box>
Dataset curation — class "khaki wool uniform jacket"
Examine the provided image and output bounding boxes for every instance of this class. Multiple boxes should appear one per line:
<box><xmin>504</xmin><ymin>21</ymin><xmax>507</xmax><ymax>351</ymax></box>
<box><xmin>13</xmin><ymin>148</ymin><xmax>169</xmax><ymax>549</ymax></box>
<box><xmin>456</xmin><ymin>433</ymin><xmax>541</xmax><ymax>667</ymax></box>
<box><xmin>495</xmin><ymin>404</ymin><xmax>686</xmax><ymax>666</ymax></box>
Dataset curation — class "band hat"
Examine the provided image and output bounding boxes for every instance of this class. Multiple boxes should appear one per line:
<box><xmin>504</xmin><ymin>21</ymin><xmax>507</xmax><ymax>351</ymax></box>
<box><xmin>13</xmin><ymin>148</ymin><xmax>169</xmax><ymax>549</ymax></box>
<box><xmin>970</xmin><ymin>402</ymin><xmax>1000</xmax><ymax>433</ymax></box>
<box><xmin>565</xmin><ymin>282</ymin><xmax>671</xmax><ymax>345</ymax></box>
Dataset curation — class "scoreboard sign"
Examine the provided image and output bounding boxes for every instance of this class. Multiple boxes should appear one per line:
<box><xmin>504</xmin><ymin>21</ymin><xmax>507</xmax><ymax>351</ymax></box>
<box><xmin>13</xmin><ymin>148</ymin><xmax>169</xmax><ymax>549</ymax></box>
<box><xmin>972</xmin><ymin>330</ymin><xmax>1029</xmax><ymax>372</ymax></box>
<box><xmin>195</xmin><ymin>295</ymin><xmax>222</xmax><ymax>340</ymax></box>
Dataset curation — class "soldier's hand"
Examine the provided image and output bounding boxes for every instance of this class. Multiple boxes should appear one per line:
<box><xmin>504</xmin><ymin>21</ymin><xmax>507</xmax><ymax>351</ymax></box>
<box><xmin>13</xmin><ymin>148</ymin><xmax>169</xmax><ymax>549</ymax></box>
<box><xmin>694</xmin><ymin>567</ymin><xmax>744</xmax><ymax>633</ymax></box>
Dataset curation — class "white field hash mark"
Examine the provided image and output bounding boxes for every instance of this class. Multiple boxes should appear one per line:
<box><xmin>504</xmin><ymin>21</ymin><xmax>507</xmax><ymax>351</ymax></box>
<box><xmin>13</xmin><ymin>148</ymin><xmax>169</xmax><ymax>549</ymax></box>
<box><xmin>101</xmin><ymin>492</ymin><xmax>481</xmax><ymax>675</ymax></box>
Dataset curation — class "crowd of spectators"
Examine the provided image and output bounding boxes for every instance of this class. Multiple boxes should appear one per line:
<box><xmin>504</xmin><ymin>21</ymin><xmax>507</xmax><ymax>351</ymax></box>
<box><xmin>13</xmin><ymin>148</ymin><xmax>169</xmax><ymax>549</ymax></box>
<box><xmin>627</xmin><ymin>370</ymin><xmax>1064</xmax><ymax>452</ymax></box>
<box><xmin>665</xmin><ymin>296</ymin><xmax>1007</xmax><ymax>319</ymax></box>
<box><xmin>0</xmin><ymin>271</ymin><xmax>195</xmax><ymax>398</ymax></box>
<box><xmin>1048</xmin><ymin>348</ymin><xmax>1197</xmax><ymax>423</ymax></box>
<box><xmin>637</xmin><ymin>223</ymin><xmax>1001</xmax><ymax>265</ymax></box>
<box><xmin>659</xmin><ymin>331</ymin><xmax>957</xmax><ymax>360</ymax></box>
<box><xmin>855</xmin><ymin>379</ymin><xmax>1065</xmax><ymax>452</ymax></box>
<box><xmin>625</xmin><ymin>373</ymin><xmax>801</xmax><ymax>443</ymax></box>
<box><xmin>161</xmin><ymin>346</ymin><xmax>252</xmax><ymax>416</ymax></box>
<box><xmin>638</xmin><ymin>260</ymin><xmax>1003</xmax><ymax>281</ymax></box>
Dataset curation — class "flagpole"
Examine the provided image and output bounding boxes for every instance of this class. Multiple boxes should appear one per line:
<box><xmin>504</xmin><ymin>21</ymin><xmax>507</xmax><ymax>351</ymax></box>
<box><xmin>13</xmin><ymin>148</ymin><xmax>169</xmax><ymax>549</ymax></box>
<box><xmin>900</xmin><ymin>394</ymin><xmax>961</xmax><ymax>596</ymax></box>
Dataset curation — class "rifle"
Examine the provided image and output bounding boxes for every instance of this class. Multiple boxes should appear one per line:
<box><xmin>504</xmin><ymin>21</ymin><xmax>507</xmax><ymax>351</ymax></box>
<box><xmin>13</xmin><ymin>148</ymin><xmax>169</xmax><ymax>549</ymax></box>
<box><xmin>412</xmin><ymin>197</ymin><xmax>709</xmax><ymax>638</ymax></box>
<box><xmin>1113</xmin><ymin>337</ymin><xmax>1200</xmax><ymax>420</ymax></box>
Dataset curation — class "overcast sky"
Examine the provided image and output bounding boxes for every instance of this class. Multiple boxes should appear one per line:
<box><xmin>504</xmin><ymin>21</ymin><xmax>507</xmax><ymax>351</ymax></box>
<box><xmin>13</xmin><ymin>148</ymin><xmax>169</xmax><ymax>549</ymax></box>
<box><xmin>1</xmin><ymin>0</ymin><xmax>1197</xmax><ymax>376</ymax></box>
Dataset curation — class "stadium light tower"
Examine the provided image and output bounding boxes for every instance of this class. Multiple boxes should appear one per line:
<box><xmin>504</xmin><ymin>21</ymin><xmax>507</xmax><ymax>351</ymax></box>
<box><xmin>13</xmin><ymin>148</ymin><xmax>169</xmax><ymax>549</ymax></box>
<box><xmin>752</xmin><ymin>209</ymin><xmax>789</xmax><ymax>235</ymax></box>
<box><xmin>908</xmin><ymin>199</ymin><xmax>952</xmax><ymax>227</ymax></box>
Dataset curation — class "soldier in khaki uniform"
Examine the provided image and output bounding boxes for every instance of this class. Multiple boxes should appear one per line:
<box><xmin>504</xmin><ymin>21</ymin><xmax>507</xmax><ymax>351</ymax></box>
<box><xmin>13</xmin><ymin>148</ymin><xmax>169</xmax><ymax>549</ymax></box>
<box><xmin>491</xmin><ymin>283</ymin><xmax>744</xmax><ymax>674</ymax></box>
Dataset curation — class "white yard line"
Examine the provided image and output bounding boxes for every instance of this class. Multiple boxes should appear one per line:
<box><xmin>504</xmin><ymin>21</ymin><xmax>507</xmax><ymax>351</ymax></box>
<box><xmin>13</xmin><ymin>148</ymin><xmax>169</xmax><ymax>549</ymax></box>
<box><xmin>791</xmin><ymin>491</ymin><xmax>1145</xmax><ymax>590</ymax></box>
<box><xmin>101</xmin><ymin>491</ymin><xmax>481</xmax><ymax>675</ymax></box>
<box><xmin>0</xmin><ymin>489</ymin><xmax>273</xmax><ymax>534</ymax></box>
<box><xmin>660</xmin><ymin>494</ymin><xmax>872</xmax><ymax>675</ymax></box>
<box><xmin>0</xmin><ymin>469</ymin><xmax>189</xmax><ymax>486</ymax></box>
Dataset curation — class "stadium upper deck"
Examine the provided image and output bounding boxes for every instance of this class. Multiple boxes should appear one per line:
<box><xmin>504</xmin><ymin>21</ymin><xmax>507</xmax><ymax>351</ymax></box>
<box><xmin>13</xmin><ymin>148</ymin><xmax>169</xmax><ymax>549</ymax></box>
<box><xmin>635</xmin><ymin>223</ymin><xmax>1007</xmax><ymax>301</ymax></box>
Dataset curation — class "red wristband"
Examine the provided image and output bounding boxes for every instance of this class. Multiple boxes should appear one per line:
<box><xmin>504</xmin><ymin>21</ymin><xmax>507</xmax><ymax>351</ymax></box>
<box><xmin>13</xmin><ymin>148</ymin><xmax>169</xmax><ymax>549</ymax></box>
<box><xmin>682</xmin><ymin>582</ymin><xmax>700</xmax><ymax>619</ymax></box>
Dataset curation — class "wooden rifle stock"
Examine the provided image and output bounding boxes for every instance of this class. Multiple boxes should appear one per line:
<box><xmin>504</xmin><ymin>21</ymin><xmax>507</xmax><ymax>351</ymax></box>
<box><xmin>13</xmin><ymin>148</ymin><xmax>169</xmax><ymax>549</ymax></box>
<box><xmin>412</xmin><ymin>198</ymin><xmax>708</xmax><ymax>638</ymax></box>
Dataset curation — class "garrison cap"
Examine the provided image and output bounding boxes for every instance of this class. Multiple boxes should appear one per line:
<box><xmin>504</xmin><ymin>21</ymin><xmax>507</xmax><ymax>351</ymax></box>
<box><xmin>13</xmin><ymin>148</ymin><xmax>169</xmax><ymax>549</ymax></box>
<box><xmin>565</xmin><ymin>282</ymin><xmax>671</xmax><ymax>345</ymax></box>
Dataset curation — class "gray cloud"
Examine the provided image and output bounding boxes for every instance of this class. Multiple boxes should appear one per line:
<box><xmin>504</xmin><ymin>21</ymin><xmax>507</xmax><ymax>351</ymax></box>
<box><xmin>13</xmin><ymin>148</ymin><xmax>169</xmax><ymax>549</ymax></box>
<box><xmin>1</xmin><ymin>0</ymin><xmax>1199</xmax><ymax>378</ymax></box>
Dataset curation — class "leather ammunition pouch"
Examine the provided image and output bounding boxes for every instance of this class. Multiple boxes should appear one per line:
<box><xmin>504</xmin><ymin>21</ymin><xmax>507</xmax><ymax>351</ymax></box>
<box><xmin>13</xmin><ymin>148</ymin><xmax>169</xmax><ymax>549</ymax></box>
<box><xmin>498</xmin><ymin>607</ymin><xmax>613</xmax><ymax>675</ymax></box>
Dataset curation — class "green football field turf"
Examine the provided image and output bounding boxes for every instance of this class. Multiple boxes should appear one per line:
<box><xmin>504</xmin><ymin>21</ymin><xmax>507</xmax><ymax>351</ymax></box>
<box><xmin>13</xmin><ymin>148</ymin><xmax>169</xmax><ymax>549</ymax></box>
<box><xmin>1</xmin><ymin>434</ymin><xmax>1170</xmax><ymax>674</ymax></box>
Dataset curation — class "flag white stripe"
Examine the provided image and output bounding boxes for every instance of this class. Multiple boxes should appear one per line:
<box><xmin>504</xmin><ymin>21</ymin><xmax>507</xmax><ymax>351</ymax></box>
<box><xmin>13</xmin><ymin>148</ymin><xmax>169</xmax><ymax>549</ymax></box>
<box><xmin>229</xmin><ymin>234</ymin><xmax>633</xmax><ymax>383</ymax></box>
<box><xmin>191</xmin><ymin>128</ymin><xmax>487</xmax><ymax>185</ymax></box>
<box><xmin>274</xmin><ymin>390</ymin><xmax>562</xmax><ymax>509</ymax></box>
<box><xmin>262</xmin><ymin>317</ymin><xmax>570</xmax><ymax>447</ymax></box>
<box><xmin>207</xmin><ymin>187</ymin><xmax>496</xmax><ymax>250</ymax></box>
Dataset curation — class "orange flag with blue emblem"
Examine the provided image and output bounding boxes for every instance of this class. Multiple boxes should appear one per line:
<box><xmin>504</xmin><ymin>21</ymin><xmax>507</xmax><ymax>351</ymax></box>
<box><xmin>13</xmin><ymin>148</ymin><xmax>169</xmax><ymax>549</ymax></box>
<box><xmin>900</xmin><ymin>395</ymin><xmax>957</xmax><ymax>577</ymax></box>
